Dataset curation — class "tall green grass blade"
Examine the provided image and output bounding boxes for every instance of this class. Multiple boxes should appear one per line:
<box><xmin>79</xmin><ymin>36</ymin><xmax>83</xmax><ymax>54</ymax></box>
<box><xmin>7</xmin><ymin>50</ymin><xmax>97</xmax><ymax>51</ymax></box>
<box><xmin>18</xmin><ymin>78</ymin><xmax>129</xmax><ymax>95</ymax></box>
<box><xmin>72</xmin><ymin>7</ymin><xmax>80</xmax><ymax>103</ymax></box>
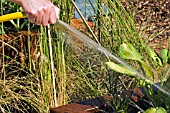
<box><xmin>52</xmin><ymin>27</ymin><xmax>67</xmax><ymax>106</ymax></box>
<box><xmin>0</xmin><ymin>0</ymin><xmax>6</xmax><ymax>84</ymax></box>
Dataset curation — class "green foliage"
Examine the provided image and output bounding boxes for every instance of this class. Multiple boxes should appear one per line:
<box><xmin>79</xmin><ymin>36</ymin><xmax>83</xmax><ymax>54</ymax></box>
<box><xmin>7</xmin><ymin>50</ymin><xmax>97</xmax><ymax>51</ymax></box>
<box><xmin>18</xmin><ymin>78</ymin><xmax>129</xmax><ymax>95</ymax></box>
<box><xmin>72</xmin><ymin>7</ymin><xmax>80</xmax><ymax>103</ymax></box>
<box><xmin>106</xmin><ymin>61</ymin><xmax>136</xmax><ymax>76</ymax></box>
<box><xmin>9</xmin><ymin>19</ymin><xmax>28</xmax><ymax>31</ymax></box>
<box><xmin>107</xmin><ymin>43</ymin><xmax>153</xmax><ymax>79</ymax></box>
<box><xmin>119</xmin><ymin>43</ymin><xmax>143</xmax><ymax>61</ymax></box>
<box><xmin>150</xmin><ymin>77</ymin><xmax>170</xmax><ymax>110</ymax></box>
<box><xmin>1</xmin><ymin>0</ymin><xmax>6</xmax><ymax>4</ymax></box>
<box><xmin>161</xmin><ymin>49</ymin><xmax>170</xmax><ymax>64</ymax></box>
<box><xmin>144</xmin><ymin>107</ymin><xmax>167</xmax><ymax>113</ymax></box>
<box><xmin>106</xmin><ymin>43</ymin><xmax>170</xmax><ymax>112</ymax></box>
<box><xmin>0</xmin><ymin>0</ymin><xmax>169</xmax><ymax>112</ymax></box>
<box><xmin>147</xmin><ymin>47</ymin><xmax>163</xmax><ymax>67</ymax></box>
<box><xmin>1</xmin><ymin>2</ymin><xmax>28</xmax><ymax>33</ymax></box>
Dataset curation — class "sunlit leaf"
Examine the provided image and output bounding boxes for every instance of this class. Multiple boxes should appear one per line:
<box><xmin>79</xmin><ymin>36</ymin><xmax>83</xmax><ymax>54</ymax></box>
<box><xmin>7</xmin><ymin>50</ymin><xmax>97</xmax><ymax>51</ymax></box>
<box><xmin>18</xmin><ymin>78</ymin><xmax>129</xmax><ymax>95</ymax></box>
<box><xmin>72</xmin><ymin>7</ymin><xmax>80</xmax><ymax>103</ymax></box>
<box><xmin>119</xmin><ymin>43</ymin><xmax>143</xmax><ymax>61</ymax></box>
<box><xmin>161</xmin><ymin>49</ymin><xmax>168</xmax><ymax>63</ymax></box>
<box><xmin>144</xmin><ymin>107</ymin><xmax>167</xmax><ymax>113</ymax></box>
<box><xmin>144</xmin><ymin>108</ymin><xmax>156</xmax><ymax>113</ymax></box>
<box><xmin>147</xmin><ymin>47</ymin><xmax>163</xmax><ymax>66</ymax></box>
<box><xmin>106</xmin><ymin>61</ymin><xmax>136</xmax><ymax>76</ymax></box>
<box><xmin>140</xmin><ymin>61</ymin><xmax>153</xmax><ymax>78</ymax></box>
<box><xmin>156</xmin><ymin>107</ymin><xmax>167</xmax><ymax>113</ymax></box>
<box><xmin>1</xmin><ymin>0</ymin><xmax>6</xmax><ymax>3</ymax></box>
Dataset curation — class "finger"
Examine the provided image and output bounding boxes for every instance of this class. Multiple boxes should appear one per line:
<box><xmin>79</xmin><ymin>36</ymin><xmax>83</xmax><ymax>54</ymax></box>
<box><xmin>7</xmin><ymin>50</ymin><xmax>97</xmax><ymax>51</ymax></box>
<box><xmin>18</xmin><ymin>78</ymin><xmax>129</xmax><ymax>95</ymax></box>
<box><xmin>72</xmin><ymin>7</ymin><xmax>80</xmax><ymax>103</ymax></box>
<box><xmin>55</xmin><ymin>7</ymin><xmax>60</xmax><ymax>20</ymax></box>
<box><xmin>26</xmin><ymin>8</ymin><xmax>38</xmax><ymax>24</ymax></box>
<box><xmin>28</xmin><ymin>15</ymin><xmax>36</xmax><ymax>24</ymax></box>
<box><xmin>35</xmin><ymin>7</ymin><xmax>46</xmax><ymax>25</ymax></box>
<box><xmin>49</xmin><ymin>8</ymin><xmax>57</xmax><ymax>24</ymax></box>
<box><xmin>42</xmin><ymin>6</ymin><xmax>51</xmax><ymax>26</ymax></box>
<box><xmin>49</xmin><ymin>6</ymin><xmax>60</xmax><ymax>24</ymax></box>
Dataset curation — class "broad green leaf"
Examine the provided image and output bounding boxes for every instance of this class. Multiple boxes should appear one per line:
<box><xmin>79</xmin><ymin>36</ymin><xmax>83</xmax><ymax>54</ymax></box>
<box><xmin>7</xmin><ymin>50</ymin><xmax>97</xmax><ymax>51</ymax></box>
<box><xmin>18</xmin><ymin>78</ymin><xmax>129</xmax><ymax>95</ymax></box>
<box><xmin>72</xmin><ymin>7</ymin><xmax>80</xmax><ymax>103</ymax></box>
<box><xmin>140</xmin><ymin>61</ymin><xmax>153</xmax><ymax>78</ymax></box>
<box><xmin>1</xmin><ymin>0</ymin><xmax>6</xmax><ymax>3</ymax></box>
<box><xmin>156</xmin><ymin>107</ymin><xmax>167</xmax><ymax>113</ymax></box>
<box><xmin>148</xmin><ymin>47</ymin><xmax>163</xmax><ymax>66</ymax></box>
<box><xmin>144</xmin><ymin>107</ymin><xmax>167</xmax><ymax>113</ymax></box>
<box><xmin>161</xmin><ymin>49</ymin><xmax>168</xmax><ymax>63</ymax></box>
<box><xmin>119</xmin><ymin>43</ymin><xmax>143</xmax><ymax>61</ymax></box>
<box><xmin>106</xmin><ymin>61</ymin><xmax>136</xmax><ymax>76</ymax></box>
<box><xmin>144</xmin><ymin>108</ymin><xmax>156</xmax><ymax>113</ymax></box>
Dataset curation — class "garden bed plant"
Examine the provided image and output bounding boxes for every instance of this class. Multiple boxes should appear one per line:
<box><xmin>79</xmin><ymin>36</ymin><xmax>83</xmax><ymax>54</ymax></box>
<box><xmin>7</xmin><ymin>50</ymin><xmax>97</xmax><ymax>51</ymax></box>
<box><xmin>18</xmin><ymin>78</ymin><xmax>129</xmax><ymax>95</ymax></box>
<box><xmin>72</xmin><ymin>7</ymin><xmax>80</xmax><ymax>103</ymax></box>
<box><xmin>0</xmin><ymin>0</ymin><xmax>169</xmax><ymax>113</ymax></box>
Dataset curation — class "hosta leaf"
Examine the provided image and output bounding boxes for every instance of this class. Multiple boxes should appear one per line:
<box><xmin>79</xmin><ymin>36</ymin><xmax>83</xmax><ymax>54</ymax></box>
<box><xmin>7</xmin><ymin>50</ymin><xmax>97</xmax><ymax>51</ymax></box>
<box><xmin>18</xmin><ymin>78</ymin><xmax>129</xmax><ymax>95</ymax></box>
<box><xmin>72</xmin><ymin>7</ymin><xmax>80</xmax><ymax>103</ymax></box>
<box><xmin>148</xmin><ymin>47</ymin><xmax>163</xmax><ymax>66</ymax></box>
<box><xmin>156</xmin><ymin>107</ymin><xmax>167</xmax><ymax>113</ymax></box>
<box><xmin>144</xmin><ymin>107</ymin><xmax>167</xmax><ymax>113</ymax></box>
<box><xmin>119</xmin><ymin>43</ymin><xmax>143</xmax><ymax>61</ymax></box>
<box><xmin>144</xmin><ymin>108</ymin><xmax>156</xmax><ymax>113</ymax></box>
<box><xmin>106</xmin><ymin>61</ymin><xmax>136</xmax><ymax>76</ymax></box>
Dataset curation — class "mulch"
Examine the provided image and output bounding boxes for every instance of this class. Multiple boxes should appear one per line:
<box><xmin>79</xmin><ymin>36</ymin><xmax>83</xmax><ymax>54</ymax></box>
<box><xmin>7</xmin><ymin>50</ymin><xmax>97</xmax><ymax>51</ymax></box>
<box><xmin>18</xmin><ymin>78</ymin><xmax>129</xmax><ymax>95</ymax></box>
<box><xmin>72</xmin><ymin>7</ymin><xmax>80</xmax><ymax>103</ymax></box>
<box><xmin>124</xmin><ymin>0</ymin><xmax>169</xmax><ymax>52</ymax></box>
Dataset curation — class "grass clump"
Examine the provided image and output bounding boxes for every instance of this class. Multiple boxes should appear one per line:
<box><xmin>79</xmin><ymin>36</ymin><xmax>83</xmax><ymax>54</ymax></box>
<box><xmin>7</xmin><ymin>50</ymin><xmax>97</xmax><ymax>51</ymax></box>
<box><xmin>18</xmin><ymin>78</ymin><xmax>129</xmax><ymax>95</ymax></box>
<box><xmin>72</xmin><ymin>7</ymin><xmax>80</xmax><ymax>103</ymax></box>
<box><xmin>0</xmin><ymin>0</ymin><xmax>169</xmax><ymax>112</ymax></box>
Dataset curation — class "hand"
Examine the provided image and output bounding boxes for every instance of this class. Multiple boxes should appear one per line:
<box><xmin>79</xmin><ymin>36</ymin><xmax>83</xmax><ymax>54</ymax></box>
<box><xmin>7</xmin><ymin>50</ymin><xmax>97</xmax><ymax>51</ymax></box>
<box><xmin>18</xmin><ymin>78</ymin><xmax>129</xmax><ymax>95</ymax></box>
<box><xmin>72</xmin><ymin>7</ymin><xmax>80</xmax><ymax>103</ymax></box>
<box><xmin>19</xmin><ymin>0</ymin><xmax>60</xmax><ymax>26</ymax></box>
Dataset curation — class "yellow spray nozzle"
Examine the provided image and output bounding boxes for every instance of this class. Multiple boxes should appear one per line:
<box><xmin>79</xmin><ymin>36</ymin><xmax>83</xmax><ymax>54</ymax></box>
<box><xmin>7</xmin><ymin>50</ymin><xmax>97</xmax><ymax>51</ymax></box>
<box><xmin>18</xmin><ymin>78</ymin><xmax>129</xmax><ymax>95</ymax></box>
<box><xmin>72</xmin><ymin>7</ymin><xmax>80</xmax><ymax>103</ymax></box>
<box><xmin>0</xmin><ymin>12</ymin><xmax>27</xmax><ymax>23</ymax></box>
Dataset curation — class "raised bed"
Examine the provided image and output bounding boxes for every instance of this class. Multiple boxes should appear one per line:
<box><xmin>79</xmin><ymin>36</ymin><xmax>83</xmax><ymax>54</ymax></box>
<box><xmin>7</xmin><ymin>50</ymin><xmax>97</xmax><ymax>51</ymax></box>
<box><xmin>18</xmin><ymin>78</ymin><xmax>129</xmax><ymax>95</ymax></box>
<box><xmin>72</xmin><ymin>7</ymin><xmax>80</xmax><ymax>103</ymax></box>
<box><xmin>50</xmin><ymin>82</ymin><xmax>164</xmax><ymax>113</ymax></box>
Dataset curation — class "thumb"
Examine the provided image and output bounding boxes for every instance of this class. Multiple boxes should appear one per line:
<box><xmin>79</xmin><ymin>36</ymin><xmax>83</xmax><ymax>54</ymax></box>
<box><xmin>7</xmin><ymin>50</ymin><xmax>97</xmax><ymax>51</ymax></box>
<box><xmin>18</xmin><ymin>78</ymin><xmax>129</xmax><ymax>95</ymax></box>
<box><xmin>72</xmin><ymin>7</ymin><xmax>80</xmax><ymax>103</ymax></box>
<box><xmin>55</xmin><ymin>7</ymin><xmax>60</xmax><ymax>20</ymax></box>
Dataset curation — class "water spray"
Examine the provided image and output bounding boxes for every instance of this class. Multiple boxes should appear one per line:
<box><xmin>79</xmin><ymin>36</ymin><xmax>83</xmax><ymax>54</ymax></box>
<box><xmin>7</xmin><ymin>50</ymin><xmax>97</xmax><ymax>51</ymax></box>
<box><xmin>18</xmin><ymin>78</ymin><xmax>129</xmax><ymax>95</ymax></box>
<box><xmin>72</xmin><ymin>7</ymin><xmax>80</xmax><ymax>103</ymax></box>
<box><xmin>0</xmin><ymin>12</ymin><xmax>169</xmax><ymax>97</ymax></box>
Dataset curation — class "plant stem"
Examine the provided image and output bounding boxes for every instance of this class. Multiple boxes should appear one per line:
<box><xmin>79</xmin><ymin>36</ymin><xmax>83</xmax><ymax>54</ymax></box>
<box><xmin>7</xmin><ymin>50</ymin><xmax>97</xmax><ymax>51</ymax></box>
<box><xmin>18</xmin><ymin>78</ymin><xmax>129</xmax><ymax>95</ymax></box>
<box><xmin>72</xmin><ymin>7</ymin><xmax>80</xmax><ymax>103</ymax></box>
<box><xmin>0</xmin><ymin>0</ymin><xmax>5</xmax><ymax>85</ymax></box>
<box><xmin>48</xmin><ymin>24</ymin><xmax>58</xmax><ymax>107</ymax></box>
<box><xmin>70</xmin><ymin>0</ymin><xmax>100</xmax><ymax>45</ymax></box>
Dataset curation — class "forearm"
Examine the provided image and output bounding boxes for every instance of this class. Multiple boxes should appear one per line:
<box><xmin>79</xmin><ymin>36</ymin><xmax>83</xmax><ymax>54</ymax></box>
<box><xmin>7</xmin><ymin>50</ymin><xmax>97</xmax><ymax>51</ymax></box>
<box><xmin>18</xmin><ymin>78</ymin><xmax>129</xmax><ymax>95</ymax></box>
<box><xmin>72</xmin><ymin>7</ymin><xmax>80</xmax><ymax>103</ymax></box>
<box><xmin>9</xmin><ymin>0</ymin><xmax>22</xmax><ymax>5</ymax></box>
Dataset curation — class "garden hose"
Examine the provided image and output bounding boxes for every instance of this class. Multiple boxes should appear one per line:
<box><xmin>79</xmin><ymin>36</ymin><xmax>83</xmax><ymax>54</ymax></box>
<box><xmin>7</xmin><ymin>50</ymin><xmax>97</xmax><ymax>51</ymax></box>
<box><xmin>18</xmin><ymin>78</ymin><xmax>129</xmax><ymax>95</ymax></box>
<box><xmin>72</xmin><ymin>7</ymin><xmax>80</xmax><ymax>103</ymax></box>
<box><xmin>0</xmin><ymin>12</ymin><xmax>27</xmax><ymax>23</ymax></box>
